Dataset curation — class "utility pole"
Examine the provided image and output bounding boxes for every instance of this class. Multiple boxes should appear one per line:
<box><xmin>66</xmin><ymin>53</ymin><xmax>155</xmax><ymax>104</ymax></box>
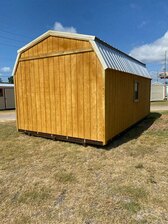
<box><xmin>165</xmin><ymin>51</ymin><xmax>167</xmax><ymax>100</ymax></box>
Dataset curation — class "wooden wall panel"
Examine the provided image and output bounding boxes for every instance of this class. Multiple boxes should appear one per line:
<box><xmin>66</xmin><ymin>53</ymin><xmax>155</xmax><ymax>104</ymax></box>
<box><xmin>96</xmin><ymin>60</ymin><xmax>104</xmax><ymax>142</ymax></box>
<box><xmin>48</xmin><ymin>57</ymin><xmax>56</xmax><ymax>133</ymax></box>
<box><xmin>65</xmin><ymin>55</ymin><xmax>72</xmax><ymax>137</ymax></box>
<box><xmin>43</xmin><ymin>58</ymin><xmax>51</xmax><ymax>133</ymax></box>
<box><xmin>90</xmin><ymin>52</ymin><xmax>97</xmax><ymax>140</ymax></box>
<box><xmin>76</xmin><ymin>54</ymin><xmax>84</xmax><ymax>138</ymax></box>
<box><xmin>15</xmin><ymin>37</ymin><xmax>105</xmax><ymax>143</ymax></box>
<box><xmin>30</xmin><ymin>60</ymin><xmax>37</xmax><ymax>132</ymax></box>
<box><xmin>71</xmin><ymin>54</ymin><xmax>78</xmax><ymax>137</ymax></box>
<box><xmin>34</xmin><ymin>59</ymin><xmax>41</xmax><ymax>132</ymax></box>
<box><xmin>53</xmin><ymin>57</ymin><xmax>62</xmax><ymax>135</ymax></box>
<box><xmin>20</xmin><ymin>36</ymin><xmax>91</xmax><ymax>59</ymax></box>
<box><xmin>105</xmin><ymin>69</ymin><xmax>151</xmax><ymax>143</ymax></box>
<box><xmin>38</xmin><ymin>59</ymin><xmax>46</xmax><ymax>133</ymax></box>
<box><xmin>22</xmin><ymin>61</ymin><xmax>29</xmax><ymax>130</ymax></box>
<box><xmin>59</xmin><ymin>56</ymin><xmax>67</xmax><ymax>136</ymax></box>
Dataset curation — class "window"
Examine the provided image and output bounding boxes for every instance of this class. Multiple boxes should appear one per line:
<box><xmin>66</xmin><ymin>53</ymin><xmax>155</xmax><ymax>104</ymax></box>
<box><xmin>0</xmin><ymin>89</ymin><xmax>3</xmax><ymax>97</ymax></box>
<box><xmin>134</xmin><ymin>81</ymin><xmax>139</xmax><ymax>101</ymax></box>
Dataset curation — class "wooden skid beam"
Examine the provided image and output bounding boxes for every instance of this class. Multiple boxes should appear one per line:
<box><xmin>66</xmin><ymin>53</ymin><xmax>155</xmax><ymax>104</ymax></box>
<box><xmin>18</xmin><ymin>129</ymin><xmax>103</xmax><ymax>146</ymax></box>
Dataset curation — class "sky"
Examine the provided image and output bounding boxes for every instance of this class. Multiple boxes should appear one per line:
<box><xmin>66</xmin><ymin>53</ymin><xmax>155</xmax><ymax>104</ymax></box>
<box><xmin>1</xmin><ymin>0</ymin><xmax>168</xmax><ymax>82</ymax></box>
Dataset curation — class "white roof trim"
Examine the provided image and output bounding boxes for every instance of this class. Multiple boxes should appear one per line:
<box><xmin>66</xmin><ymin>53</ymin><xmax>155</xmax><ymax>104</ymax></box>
<box><xmin>12</xmin><ymin>53</ymin><xmax>20</xmax><ymax>77</ymax></box>
<box><xmin>18</xmin><ymin>30</ymin><xmax>95</xmax><ymax>53</ymax></box>
<box><xmin>90</xmin><ymin>40</ymin><xmax>108</xmax><ymax>70</ymax></box>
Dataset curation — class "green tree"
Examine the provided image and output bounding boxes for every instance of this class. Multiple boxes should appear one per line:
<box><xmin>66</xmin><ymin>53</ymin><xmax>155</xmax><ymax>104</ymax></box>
<box><xmin>0</xmin><ymin>77</ymin><xmax>2</xmax><ymax>83</ymax></box>
<box><xmin>8</xmin><ymin>76</ymin><xmax>14</xmax><ymax>84</ymax></box>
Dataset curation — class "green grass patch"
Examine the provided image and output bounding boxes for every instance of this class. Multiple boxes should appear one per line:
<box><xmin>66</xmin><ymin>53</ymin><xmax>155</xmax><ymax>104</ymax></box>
<box><xmin>54</xmin><ymin>171</ymin><xmax>77</xmax><ymax>183</ymax></box>
<box><xmin>118</xmin><ymin>186</ymin><xmax>148</xmax><ymax>201</ymax></box>
<box><xmin>17</xmin><ymin>187</ymin><xmax>52</xmax><ymax>204</ymax></box>
<box><xmin>151</xmin><ymin>101</ymin><xmax>168</xmax><ymax>106</ymax></box>
<box><xmin>122</xmin><ymin>201</ymin><xmax>141</xmax><ymax>213</ymax></box>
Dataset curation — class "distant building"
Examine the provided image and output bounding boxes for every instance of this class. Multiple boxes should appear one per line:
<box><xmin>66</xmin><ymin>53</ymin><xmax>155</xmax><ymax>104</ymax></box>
<box><xmin>0</xmin><ymin>84</ymin><xmax>15</xmax><ymax>110</ymax></box>
<box><xmin>151</xmin><ymin>82</ymin><xmax>165</xmax><ymax>101</ymax></box>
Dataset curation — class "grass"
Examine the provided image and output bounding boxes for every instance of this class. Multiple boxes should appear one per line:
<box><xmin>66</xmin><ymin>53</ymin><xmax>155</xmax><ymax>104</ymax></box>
<box><xmin>0</xmin><ymin>112</ymin><xmax>168</xmax><ymax>223</ymax></box>
<box><xmin>150</xmin><ymin>100</ymin><xmax>168</xmax><ymax>106</ymax></box>
<box><xmin>0</xmin><ymin>109</ymin><xmax>15</xmax><ymax>113</ymax></box>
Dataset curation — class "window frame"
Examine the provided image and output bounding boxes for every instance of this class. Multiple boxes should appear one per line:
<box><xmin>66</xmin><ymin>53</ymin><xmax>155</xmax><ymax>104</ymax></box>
<box><xmin>134</xmin><ymin>80</ymin><xmax>139</xmax><ymax>102</ymax></box>
<box><xmin>0</xmin><ymin>88</ymin><xmax>3</xmax><ymax>97</ymax></box>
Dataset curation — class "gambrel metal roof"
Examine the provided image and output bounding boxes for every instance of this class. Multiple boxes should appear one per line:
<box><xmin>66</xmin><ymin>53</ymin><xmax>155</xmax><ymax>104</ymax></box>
<box><xmin>94</xmin><ymin>39</ymin><xmax>150</xmax><ymax>78</ymax></box>
<box><xmin>12</xmin><ymin>30</ymin><xmax>151</xmax><ymax>79</ymax></box>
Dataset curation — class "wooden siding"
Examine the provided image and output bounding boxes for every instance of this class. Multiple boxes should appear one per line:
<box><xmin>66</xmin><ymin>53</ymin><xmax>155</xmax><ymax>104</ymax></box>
<box><xmin>20</xmin><ymin>36</ymin><xmax>91</xmax><ymax>59</ymax></box>
<box><xmin>105</xmin><ymin>69</ymin><xmax>151</xmax><ymax>143</ymax></box>
<box><xmin>14</xmin><ymin>37</ymin><xmax>105</xmax><ymax>143</ymax></box>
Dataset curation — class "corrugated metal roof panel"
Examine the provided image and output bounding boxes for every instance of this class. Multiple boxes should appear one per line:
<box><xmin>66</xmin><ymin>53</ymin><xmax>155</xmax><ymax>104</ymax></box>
<box><xmin>94</xmin><ymin>40</ymin><xmax>151</xmax><ymax>79</ymax></box>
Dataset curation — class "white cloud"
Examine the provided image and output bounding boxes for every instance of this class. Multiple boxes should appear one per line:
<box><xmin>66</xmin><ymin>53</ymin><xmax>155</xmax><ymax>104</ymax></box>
<box><xmin>130</xmin><ymin>31</ymin><xmax>168</xmax><ymax>63</ymax></box>
<box><xmin>0</xmin><ymin>67</ymin><xmax>11</xmax><ymax>73</ymax></box>
<box><xmin>53</xmin><ymin>22</ymin><xmax>77</xmax><ymax>33</ymax></box>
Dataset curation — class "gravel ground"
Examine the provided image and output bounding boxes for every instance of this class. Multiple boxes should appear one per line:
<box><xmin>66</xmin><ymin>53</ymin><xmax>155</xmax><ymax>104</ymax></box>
<box><xmin>0</xmin><ymin>110</ymin><xmax>16</xmax><ymax>122</ymax></box>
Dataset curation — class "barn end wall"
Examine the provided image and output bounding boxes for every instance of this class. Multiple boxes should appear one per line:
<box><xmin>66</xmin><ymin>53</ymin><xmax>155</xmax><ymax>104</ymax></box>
<box><xmin>14</xmin><ymin>36</ymin><xmax>105</xmax><ymax>143</ymax></box>
<box><xmin>105</xmin><ymin>69</ymin><xmax>151</xmax><ymax>144</ymax></box>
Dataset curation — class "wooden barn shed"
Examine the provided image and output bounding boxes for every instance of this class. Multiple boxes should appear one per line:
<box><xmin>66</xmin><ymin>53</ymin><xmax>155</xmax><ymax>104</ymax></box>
<box><xmin>13</xmin><ymin>31</ymin><xmax>151</xmax><ymax>145</ymax></box>
<box><xmin>0</xmin><ymin>84</ymin><xmax>15</xmax><ymax>110</ymax></box>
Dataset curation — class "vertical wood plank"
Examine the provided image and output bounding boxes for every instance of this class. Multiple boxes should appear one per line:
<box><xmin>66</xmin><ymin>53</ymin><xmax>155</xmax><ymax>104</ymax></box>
<box><xmin>37</xmin><ymin>41</ymin><xmax>43</xmax><ymax>55</ymax></box>
<box><xmin>29</xmin><ymin>60</ymin><xmax>37</xmax><ymax>131</ymax></box>
<box><xmin>76</xmin><ymin>53</ymin><xmax>84</xmax><ymax>138</ymax></box>
<box><xmin>59</xmin><ymin>38</ymin><xmax>64</xmax><ymax>51</ymax></box>
<box><xmin>43</xmin><ymin>58</ymin><xmax>51</xmax><ymax>133</ymax></box>
<box><xmin>39</xmin><ymin>58</ymin><xmax>46</xmax><ymax>133</ymax></box>
<box><xmin>59</xmin><ymin>56</ymin><xmax>66</xmax><ymax>135</ymax></box>
<box><xmin>96</xmin><ymin>58</ymin><xmax>104</xmax><ymax>142</ymax></box>
<box><xmin>90</xmin><ymin>52</ymin><xmax>97</xmax><ymax>140</ymax></box>
<box><xmin>47</xmin><ymin>37</ymin><xmax>53</xmax><ymax>53</ymax></box>
<box><xmin>83</xmin><ymin>52</ymin><xmax>91</xmax><ymax>140</ymax></box>
<box><xmin>42</xmin><ymin>38</ymin><xmax>48</xmax><ymax>54</ymax></box>
<box><xmin>34</xmin><ymin>58</ymin><xmax>41</xmax><ymax>132</ymax></box>
<box><xmin>52</xmin><ymin>36</ymin><xmax>59</xmax><ymax>51</ymax></box>
<box><xmin>105</xmin><ymin>70</ymin><xmax>110</xmax><ymax>140</ymax></box>
<box><xmin>23</xmin><ymin>61</ymin><xmax>30</xmax><ymax>130</ymax></box>
<box><xmin>49</xmin><ymin>57</ymin><xmax>56</xmax><ymax>133</ymax></box>
<box><xmin>65</xmin><ymin>55</ymin><xmax>73</xmax><ymax>136</ymax></box>
<box><xmin>71</xmin><ymin>54</ymin><xmax>78</xmax><ymax>137</ymax></box>
<box><xmin>33</xmin><ymin>44</ymin><xmax>38</xmax><ymax>57</ymax></box>
<box><xmin>54</xmin><ymin>56</ymin><xmax>62</xmax><ymax>134</ymax></box>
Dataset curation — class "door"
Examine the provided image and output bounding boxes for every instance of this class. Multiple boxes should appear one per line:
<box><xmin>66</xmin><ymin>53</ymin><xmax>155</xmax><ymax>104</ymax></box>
<box><xmin>4</xmin><ymin>88</ymin><xmax>15</xmax><ymax>109</ymax></box>
<box><xmin>0</xmin><ymin>88</ymin><xmax>5</xmax><ymax>110</ymax></box>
